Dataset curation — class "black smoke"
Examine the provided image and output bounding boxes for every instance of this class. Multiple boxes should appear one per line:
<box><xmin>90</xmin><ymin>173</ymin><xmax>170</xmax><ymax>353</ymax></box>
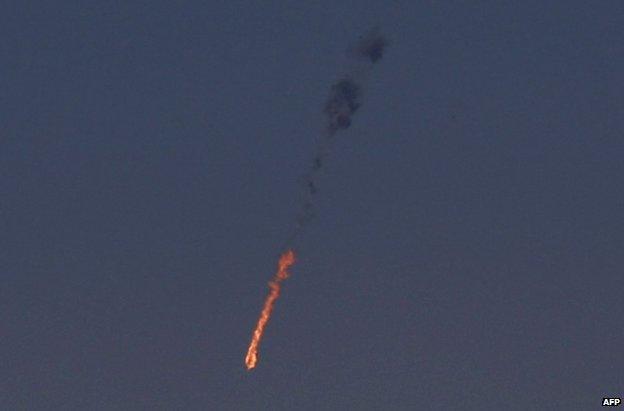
<box><xmin>323</xmin><ymin>28</ymin><xmax>387</xmax><ymax>134</ymax></box>
<box><xmin>324</xmin><ymin>78</ymin><xmax>361</xmax><ymax>133</ymax></box>
<box><xmin>282</xmin><ymin>28</ymin><xmax>387</xmax><ymax>247</ymax></box>
<box><xmin>354</xmin><ymin>28</ymin><xmax>388</xmax><ymax>63</ymax></box>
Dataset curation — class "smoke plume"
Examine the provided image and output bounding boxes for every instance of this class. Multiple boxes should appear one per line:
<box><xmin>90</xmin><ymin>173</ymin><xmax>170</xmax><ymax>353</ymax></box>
<box><xmin>290</xmin><ymin>27</ymin><xmax>388</xmax><ymax>243</ymax></box>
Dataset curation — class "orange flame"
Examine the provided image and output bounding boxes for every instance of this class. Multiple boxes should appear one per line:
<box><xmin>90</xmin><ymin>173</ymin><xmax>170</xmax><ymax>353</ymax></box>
<box><xmin>245</xmin><ymin>249</ymin><xmax>296</xmax><ymax>370</ymax></box>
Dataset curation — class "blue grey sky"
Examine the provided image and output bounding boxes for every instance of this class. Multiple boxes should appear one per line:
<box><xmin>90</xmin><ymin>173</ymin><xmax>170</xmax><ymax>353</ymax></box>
<box><xmin>2</xmin><ymin>1</ymin><xmax>623</xmax><ymax>409</ymax></box>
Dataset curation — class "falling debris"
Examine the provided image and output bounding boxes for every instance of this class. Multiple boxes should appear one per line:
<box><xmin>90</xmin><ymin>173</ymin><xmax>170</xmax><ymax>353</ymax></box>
<box><xmin>245</xmin><ymin>28</ymin><xmax>387</xmax><ymax>370</ymax></box>
<box><xmin>245</xmin><ymin>250</ymin><xmax>296</xmax><ymax>371</ymax></box>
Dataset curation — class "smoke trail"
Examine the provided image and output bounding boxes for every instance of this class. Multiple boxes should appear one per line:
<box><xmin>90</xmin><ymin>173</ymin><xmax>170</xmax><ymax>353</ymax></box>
<box><xmin>245</xmin><ymin>28</ymin><xmax>387</xmax><ymax>370</ymax></box>
<box><xmin>245</xmin><ymin>250</ymin><xmax>296</xmax><ymax>370</ymax></box>
<box><xmin>288</xmin><ymin>27</ymin><xmax>388</xmax><ymax>245</ymax></box>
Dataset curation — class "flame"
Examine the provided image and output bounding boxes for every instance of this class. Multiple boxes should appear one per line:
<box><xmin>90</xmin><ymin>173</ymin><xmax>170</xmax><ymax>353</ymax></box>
<box><xmin>245</xmin><ymin>249</ymin><xmax>296</xmax><ymax>370</ymax></box>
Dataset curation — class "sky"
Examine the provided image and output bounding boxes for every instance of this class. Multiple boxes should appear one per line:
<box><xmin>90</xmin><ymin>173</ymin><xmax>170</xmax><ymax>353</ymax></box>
<box><xmin>1</xmin><ymin>1</ymin><xmax>623</xmax><ymax>410</ymax></box>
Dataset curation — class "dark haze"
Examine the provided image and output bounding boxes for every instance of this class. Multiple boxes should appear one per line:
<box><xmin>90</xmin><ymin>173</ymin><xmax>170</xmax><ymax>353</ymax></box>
<box><xmin>283</xmin><ymin>28</ymin><xmax>388</xmax><ymax>247</ymax></box>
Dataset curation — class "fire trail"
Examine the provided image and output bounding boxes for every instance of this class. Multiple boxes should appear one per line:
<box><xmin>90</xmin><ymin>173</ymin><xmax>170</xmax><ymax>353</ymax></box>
<box><xmin>245</xmin><ymin>250</ymin><xmax>296</xmax><ymax>370</ymax></box>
